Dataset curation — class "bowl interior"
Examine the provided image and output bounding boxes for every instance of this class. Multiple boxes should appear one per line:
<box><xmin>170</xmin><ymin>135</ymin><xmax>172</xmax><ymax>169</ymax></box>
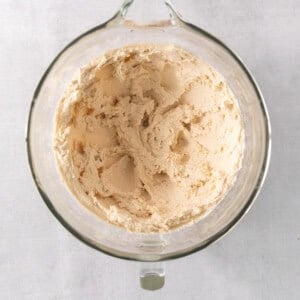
<box><xmin>27</xmin><ymin>23</ymin><xmax>270</xmax><ymax>261</ymax></box>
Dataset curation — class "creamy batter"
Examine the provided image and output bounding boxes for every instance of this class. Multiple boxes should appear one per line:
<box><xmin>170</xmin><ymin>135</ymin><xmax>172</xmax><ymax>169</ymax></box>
<box><xmin>54</xmin><ymin>44</ymin><xmax>244</xmax><ymax>233</ymax></box>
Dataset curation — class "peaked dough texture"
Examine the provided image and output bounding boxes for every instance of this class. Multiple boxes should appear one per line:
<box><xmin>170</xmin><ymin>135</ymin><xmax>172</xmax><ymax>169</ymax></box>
<box><xmin>54</xmin><ymin>45</ymin><xmax>244</xmax><ymax>233</ymax></box>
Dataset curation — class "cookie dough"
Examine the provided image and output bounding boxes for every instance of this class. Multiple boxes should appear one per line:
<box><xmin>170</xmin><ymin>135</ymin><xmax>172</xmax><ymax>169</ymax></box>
<box><xmin>54</xmin><ymin>44</ymin><xmax>244</xmax><ymax>233</ymax></box>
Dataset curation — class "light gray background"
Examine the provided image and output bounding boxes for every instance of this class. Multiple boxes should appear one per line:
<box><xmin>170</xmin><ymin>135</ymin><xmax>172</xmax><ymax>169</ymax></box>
<box><xmin>1</xmin><ymin>0</ymin><xmax>299</xmax><ymax>299</ymax></box>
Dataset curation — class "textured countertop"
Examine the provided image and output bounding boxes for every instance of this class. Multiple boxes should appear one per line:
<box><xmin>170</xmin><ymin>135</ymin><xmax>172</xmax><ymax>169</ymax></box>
<box><xmin>1</xmin><ymin>0</ymin><xmax>299</xmax><ymax>299</ymax></box>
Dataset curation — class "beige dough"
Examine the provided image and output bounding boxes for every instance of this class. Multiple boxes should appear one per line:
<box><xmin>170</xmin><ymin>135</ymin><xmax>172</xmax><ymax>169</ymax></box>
<box><xmin>54</xmin><ymin>44</ymin><xmax>244</xmax><ymax>233</ymax></box>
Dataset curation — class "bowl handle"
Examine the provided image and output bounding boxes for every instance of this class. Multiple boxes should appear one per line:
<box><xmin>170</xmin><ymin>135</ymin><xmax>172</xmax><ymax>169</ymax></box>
<box><xmin>106</xmin><ymin>0</ymin><xmax>183</xmax><ymax>27</ymax></box>
<box><xmin>140</xmin><ymin>262</ymin><xmax>165</xmax><ymax>290</ymax></box>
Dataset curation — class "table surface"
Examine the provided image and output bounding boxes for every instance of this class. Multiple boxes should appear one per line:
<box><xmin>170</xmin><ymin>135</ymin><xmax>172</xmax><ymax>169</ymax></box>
<box><xmin>1</xmin><ymin>0</ymin><xmax>299</xmax><ymax>299</ymax></box>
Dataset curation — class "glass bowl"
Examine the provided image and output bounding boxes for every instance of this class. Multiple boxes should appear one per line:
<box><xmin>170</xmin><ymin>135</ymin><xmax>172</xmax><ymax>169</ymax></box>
<box><xmin>26</xmin><ymin>0</ymin><xmax>271</xmax><ymax>289</ymax></box>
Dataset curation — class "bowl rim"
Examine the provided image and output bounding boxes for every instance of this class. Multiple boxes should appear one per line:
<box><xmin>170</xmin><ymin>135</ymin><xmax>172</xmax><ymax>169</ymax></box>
<box><xmin>26</xmin><ymin>19</ymin><xmax>271</xmax><ymax>262</ymax></box>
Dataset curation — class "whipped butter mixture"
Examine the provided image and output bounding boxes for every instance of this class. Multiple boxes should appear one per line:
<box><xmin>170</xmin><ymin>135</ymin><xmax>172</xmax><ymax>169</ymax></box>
<box><xmin>54</xmin><ymin>45</ymin><xmax>244</xmax><ymax>233</ymax></box>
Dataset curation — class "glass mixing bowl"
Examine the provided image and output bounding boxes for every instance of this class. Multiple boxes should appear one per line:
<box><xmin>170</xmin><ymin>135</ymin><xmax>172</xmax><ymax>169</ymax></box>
<box><xmin>26</xmin><ymin>0</ymin><xmax>271</xmax><ymax>290</ymax></box>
